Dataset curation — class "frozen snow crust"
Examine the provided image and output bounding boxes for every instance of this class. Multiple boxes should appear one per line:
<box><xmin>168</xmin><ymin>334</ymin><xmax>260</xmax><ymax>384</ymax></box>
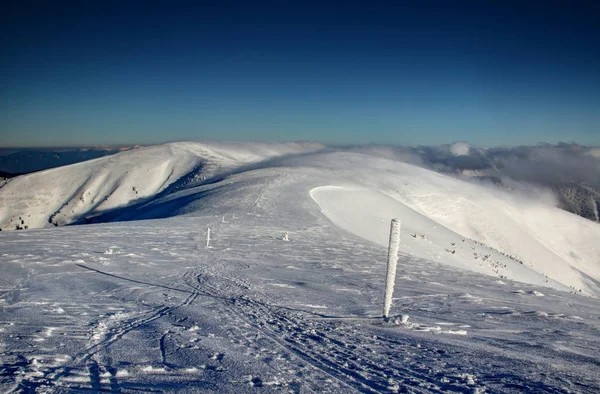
<box><xmin>1</xmin><ymin>142</ymin><xmax>599</xmax><ymax>392</ymax></box>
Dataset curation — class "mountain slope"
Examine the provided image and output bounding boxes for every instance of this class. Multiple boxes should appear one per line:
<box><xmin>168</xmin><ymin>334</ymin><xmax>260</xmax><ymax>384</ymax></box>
<box><xmin>0</xmin><ymin>141</ymin><xmax>323</xmax><ymax>230</ymax></box>
<box><xmin>1</xmin><ymin>144</ymin><xmax>599</xmax><ymax>296</ymax></box>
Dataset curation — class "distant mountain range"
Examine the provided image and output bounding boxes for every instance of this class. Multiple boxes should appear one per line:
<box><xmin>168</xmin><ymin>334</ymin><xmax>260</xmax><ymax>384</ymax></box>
<box><xmin>0</xmin><ymin>147</ymin><xmax>135</xmax><ymax>175</ymax></box>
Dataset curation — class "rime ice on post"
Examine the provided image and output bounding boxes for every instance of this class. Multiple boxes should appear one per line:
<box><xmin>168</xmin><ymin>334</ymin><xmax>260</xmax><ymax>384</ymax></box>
<box><xmin>206</xmin><ymin>227</ymin><xmax>211</xmax><ymax>248</ymax></box>
<box><xmin>383</xmin><ymin>218</ymin><xmax>401</xmax><ymax>318</ymax></box>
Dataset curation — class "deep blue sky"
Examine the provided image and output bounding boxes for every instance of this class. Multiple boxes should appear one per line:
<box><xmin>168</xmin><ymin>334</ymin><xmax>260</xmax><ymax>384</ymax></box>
<box><xmin>1</xmin><ymin>0</ymin><xmax>599</xmax><ymax>147</ymax></box>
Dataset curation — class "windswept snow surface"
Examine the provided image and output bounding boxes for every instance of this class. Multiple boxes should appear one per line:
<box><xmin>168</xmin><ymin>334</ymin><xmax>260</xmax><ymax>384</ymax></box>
<box><xmin>1</xmin><ymin>144</ymin><xmax>600</xmax><ymax>393</ymax></box>
<box><xmin>310</xmin><ymin>186</ymin><xmax>570</xmax><ymax>292</ymax></box>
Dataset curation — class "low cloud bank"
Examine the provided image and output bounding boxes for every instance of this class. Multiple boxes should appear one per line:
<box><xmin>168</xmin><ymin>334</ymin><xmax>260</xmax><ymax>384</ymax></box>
<box><xmin>485</xmin><ymin>144</ymin><xmax>600</xmax><ymax>187</ymax></box>
<box><xmin>334</xmin><ymin>142</ymin><xmax>600</xmax><ymax>221</ymax></box>
<box><xmin>339</xmin><ymin>142</ymin><xmax>600</xmax><ymax>188</ymax></box>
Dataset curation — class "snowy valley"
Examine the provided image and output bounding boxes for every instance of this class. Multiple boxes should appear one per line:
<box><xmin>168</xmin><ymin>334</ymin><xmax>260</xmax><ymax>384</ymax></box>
<box><xmin>1</xmin><ymin>142</ymin><xmax>599</xmax><ymax>393</ymax></box>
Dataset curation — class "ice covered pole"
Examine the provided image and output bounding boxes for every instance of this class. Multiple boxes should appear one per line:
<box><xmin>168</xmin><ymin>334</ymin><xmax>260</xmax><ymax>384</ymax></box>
<box><xmin>383</xmin><ymin>218</ymin><xmax>401</xmax><ymax>318</ymax></box>
<box><xmin>206</xmin><ymin>227</ymin><xmax>211</xmax><ymax>248</ymax></box>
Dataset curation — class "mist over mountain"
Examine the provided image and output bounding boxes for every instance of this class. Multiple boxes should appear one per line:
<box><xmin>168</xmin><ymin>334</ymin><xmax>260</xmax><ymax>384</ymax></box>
<box><xmin>342</xmin><ymin>142</ymin><xmax>600</xmax><ymax>223</ymax></box>
<box><xmin>439</xmin><ymin>143</ymin><xmax>600</xmax><ymax>223</ymax></box>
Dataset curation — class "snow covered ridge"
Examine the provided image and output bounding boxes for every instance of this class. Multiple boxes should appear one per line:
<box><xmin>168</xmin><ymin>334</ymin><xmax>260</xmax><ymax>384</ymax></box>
<box><xmin>0</xmin><ymin>141</ymin><xmax>323</xmax><ymax>230</ymax></box>
<box><xmin>1</xmin><ymin>143</ymin><xmax>599</xmax><ymax>296</ymax></box>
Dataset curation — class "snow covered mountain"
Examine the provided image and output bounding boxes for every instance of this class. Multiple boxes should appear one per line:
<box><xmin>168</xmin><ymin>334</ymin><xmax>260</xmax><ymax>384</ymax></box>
<box><xmin>0</xmin><ymin>141</ymin><xmax>323</xmax><ymax>229</ymax></box>
<box><xmin>2</xmin><ymin>143</ymin><xmax>598</xmax><ymax>296</ymax></box>
<box><xmin>1</xmin><ymin>142</ymin><xmax>599</xmax><ymax>392</ymax></box>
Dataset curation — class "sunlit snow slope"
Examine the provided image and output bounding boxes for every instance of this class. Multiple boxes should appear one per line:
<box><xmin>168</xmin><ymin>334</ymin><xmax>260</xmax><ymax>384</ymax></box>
<box><xmin>0</xmin><ymin>141</ymin><xmax>323</xmax><ymax>230</ymax></box>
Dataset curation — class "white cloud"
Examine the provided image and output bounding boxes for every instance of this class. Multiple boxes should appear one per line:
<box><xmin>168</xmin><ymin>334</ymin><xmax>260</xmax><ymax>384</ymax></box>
<box><xmin>449</xmin><ymin>142</ymin><xmax>471</xmax><ymax>156</ymax></box>
<box><xmin>584</xmin><ymin>148</ymin><xmax>600</xmax><ymax>159</ymax></box>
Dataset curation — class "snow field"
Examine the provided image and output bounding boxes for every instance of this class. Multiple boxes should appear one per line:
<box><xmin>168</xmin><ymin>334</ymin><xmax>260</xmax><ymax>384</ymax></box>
<box><xmin>1</xmin><ymin>142</ymin><xmax>599</xmax><ymax>392</ymax></box>
<box><xmin>1</xmin><ymin>208</ymin><xmax>598</xmax><ymax>393</ymax></box>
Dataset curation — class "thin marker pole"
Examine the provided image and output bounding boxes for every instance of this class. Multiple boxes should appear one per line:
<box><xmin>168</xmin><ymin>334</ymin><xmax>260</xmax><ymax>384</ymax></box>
<box><xmin>383</xmin><ymin>219</ymin><xmax>401</xmax><ymax>318</ymax></box>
